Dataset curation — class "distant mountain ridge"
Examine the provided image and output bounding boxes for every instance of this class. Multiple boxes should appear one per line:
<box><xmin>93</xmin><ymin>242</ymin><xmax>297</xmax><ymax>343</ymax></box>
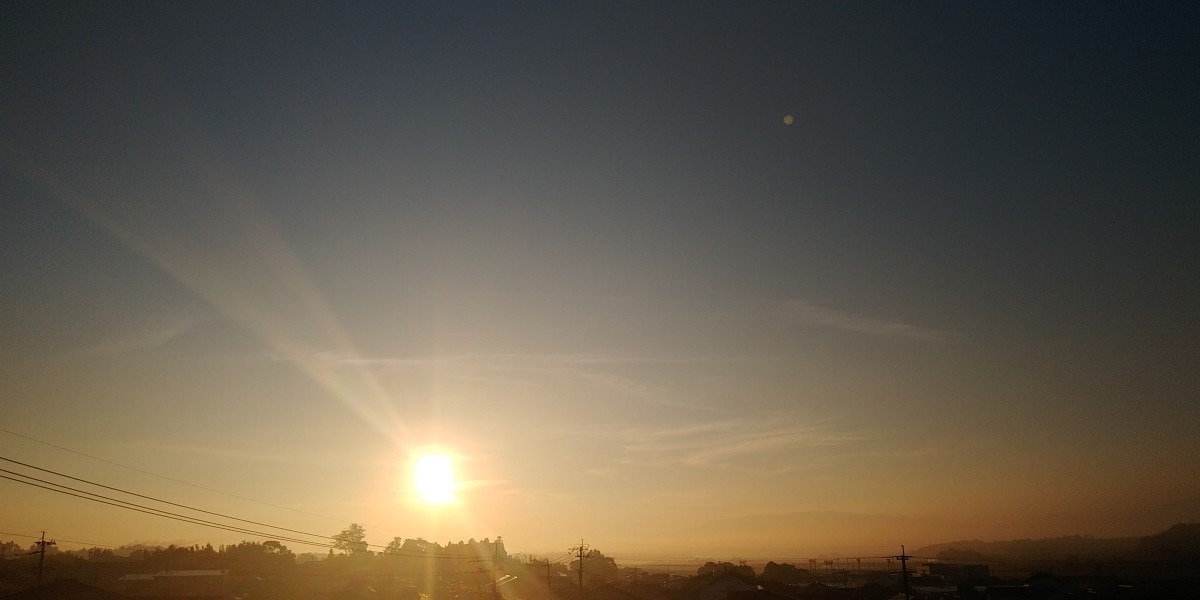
<box><xmin>678</xmin><ymin>510</ymin><xmax>939</xmax><ymax>555</ymax></box>
<box><xmin>915</xmin><ymin>522</ymin><xmax>1200</xmax><ymax>563</ymax></box>
<box><xmin>914</xmin><ymin>535</ymin><xmax>1141</xmax><ymax>562</ymax></box>
<box><xmin>670</xmin><ymin>510</ymin><xmax>1200</xmax><ymax>560</ymax></box>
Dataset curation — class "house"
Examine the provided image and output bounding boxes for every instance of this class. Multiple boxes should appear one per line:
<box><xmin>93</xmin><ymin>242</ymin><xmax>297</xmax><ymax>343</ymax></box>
<box><xmin>698</xmin><ymin>574</ymin><xmax>759</xmax><ymax>600</ymax></box>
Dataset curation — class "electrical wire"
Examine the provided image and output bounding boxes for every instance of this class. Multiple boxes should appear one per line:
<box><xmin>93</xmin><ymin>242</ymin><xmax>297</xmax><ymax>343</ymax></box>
<box><xmin>0</xmin><ymin>472</ymin><xmax>337</xmax><ymax>549</ymax></box>
<box><xmin>0</xmin><ymin>427</ymin><xmax>391</xmax><ymax>533</ymax></box>
<box><xmin>50</xmin><ymin>538</ymin><xmax>117</xmax><ymax>548</ymax></box>
<box><xmin>0</xmin><ymin>458</ymin><xmax>496</xmax><ymax>559</ymax></box>
<box><xmin>0</xmin><ymin>427</ymin><xmax>405</xmax><ymax>535</ymax></box>
<box><xmin>0</xmin><ymin>456</ymin><xmax>333</xmax><ymax>542</ymax></box>
<box><xmin>0</xmin><ymin>531</ymin><xmax>41</xmax><ymax>539</ymax></box>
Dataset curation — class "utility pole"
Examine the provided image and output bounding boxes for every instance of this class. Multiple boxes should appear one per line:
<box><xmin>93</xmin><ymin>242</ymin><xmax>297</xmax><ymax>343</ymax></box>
<box><xmin>492</xmin><ymin>541</ymin><xmax>500</xmax><ymax>600</ymax></box>
<box><xmin>569</xmin><ymin>540</ymin><xmax>588</xmax><ymax>600</ymax></box>
<box><xmin>35</xmin><ymin>531</ymin><xmax>56</xmax><ymax>588</ymax></box>
<box><xmin>894</xmin><ymin>545</ymin><xmax>911</xmax><ymax>600</ymax></box>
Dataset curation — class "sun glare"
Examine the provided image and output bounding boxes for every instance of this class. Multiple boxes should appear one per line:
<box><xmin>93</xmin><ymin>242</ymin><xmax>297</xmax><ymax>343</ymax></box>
<box><xmin>413</xmin><ymin>453</ymin><xmax>458</xmax><ymax>505</ymax></box>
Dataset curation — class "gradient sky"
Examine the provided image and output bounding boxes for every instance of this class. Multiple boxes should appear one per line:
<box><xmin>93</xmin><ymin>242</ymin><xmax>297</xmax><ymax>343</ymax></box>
<box><xmin>2</xmin><ymin>2</ymin><xmax>1198</xmax><ymax>558</ymax></box>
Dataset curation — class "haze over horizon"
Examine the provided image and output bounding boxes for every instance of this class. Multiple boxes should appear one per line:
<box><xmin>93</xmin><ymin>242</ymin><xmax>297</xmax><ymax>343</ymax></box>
<box><xmin>2</xmin><ymin>2</ymin><xmax>1197</xmax><ymax>559</ymax></box>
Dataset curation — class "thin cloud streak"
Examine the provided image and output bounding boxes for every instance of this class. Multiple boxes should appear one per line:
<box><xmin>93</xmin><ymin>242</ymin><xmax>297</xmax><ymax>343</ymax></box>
<box><xmin>618</xmin><ymin>417</ymin><xmax>857</xmax><ymax>468</ymax></box>
<box><xmin>302</xmin><ymin>351</ymin><xmax>745</xmax><ymax>367</ymax></box>
<box><xmin>71</xmin><ymin>313</ymin><xmax>211</xmax><ymax>357</ymax></box>
<box><xmin>779</xmin><ymin>299</ymin><xmax>950</xmax><ymax>341</ymax></box>
<box><xmin>126</xmin><ymin>440</ymin><xmax>306</xmax><ymax>465</ymax></box>
<box><xmin>280</xmin><ymin>351</ymin><xmax>736</xmax><ymax>412</ymax></box>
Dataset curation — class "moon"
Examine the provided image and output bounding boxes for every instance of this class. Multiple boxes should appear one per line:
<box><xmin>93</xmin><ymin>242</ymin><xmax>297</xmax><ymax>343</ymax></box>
<box><xmin>413</xmin><ymin>453</ymin><xmax>458</xmax><ymax>505</ymax></box>
<box><xmin>782</xmin><ymin>114</ymin><xmax>795</xmax><ymax>126</ymax></box>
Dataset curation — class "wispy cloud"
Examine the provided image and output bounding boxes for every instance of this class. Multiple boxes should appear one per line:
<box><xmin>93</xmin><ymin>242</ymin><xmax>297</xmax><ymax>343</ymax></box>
<box><xmin>299</xmin><ymin>351</ymin><xmax>740</xmax><ymax>368</ymax></box>
<box><xmin>73</xmin><ymin>313</ymin><xmax>211</xmax><ymax>357</ymax></box>
<box><xmin>779</xmin><ymin>299</ymin><xmax>948</xmax><ymax>341</ymax></box>
<box><xmin>125</xmin><ymin>439</ymin><xmax>304</xmax><ymax>465</ymax></box>
<box><xmin>617</xmin><ymin>416</ymin><xmax>857</xmax><ymax>468</ymax></box>
<box><xmin>273</xmin><ymin>350</ymin><xmax>736</xmax><ymax>411</ymax></box>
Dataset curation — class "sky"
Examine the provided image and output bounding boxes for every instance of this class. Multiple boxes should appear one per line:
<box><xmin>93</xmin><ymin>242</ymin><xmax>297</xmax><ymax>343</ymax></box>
<box><xmin>1</xmin><ymin>2</ymin><xmax>1198</xmax><ymax>560</ymax></box>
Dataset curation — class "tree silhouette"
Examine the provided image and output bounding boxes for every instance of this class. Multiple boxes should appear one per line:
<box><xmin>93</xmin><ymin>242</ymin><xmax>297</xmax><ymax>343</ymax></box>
<box><xmin>384</xmin><ymin>537</ymin><xmax>405</xmax><ymax>555</ymax></box>
<box><xmin>333</xmin><ymin>523</ymin><xmax>369</xmax><ymax>555</ymax></box>
<box><xmin>571</xmin><ymin>549</ymin><xmax>618</xmax><ymax>582</ymax></box>
<box><xmin>761</xmin><ymin>561</ymin><xmax>807</xmax><ymax>584</ymax></box>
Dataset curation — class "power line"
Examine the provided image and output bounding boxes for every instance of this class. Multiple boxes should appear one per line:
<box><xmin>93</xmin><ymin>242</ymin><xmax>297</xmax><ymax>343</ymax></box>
<box><xmin>3</xmin><ymin>469</ymin><xmax>466</xmax><ymax>556</ymax></box>
<box><xmin>0</xmin><ymin>458</ymin><xmax>496</xmax><ymax>560</ymax></box>
<box><xmin>0</xmin><ymin>427</ymin><xmax>376</xmax><ymax>529</ymax></box>
<box><xmin>0</xmin><ymin>429</ymin><xmax>511</xmax><ymax>557</ymax></box>
<box><xmin>0</xmin><ymin>456</ymin><xmax>332</xmax><ymax>542</ymax></box>
<box><xmin>0</xmin><ymin>532</ymin><xmax>117</xmax><ymax>549</ymax></box>
<box><xmin>0</xmin><ymin>531</ymin><xmax>42</xmax><ymax>540</ymax></box>
<box><xmin>48</xmin><ymin>538</ymin><xmax>117</xmax><ymax>549</ymax></box>
<box><xmin>0</xmin><ymin>473</ymin><xmax>337</xmax><ymax>549</ymax></box>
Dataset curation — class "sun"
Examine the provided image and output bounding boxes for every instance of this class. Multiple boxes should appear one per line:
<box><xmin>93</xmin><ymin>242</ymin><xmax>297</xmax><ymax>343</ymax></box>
<box><xmin>412</xmin><ymin>453</ymin><xmax>458</xmax><ymax>505</ymax></box>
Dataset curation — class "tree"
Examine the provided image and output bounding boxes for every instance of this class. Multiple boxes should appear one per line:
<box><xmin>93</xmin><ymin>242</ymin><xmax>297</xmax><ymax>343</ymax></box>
<box><xmin>0</xmin><ymin>540</ymin><xmax>23</xmax><ymax>558</ymax></box>
<box><xmin>262</xmin><ymin>541</ymin><xmax>293</xmax><ymax>558</ymax></box>
<box><xmin>401</xmin><ymin>537</ymin><xmax>432</xmax><ymax>554</ymax></box>
<box><xmin>571</xmin><ymin>549</ymin><xmax>618</xmax><ymax>582</ymax></box>
<box><xmin>384</xmin><ymin>537</ymin><xmax>405</xmax><ymax>555</ymax></box>
<box><xmin>697</xmin><ymin>561</ymin><xmax>754</xmax><ymax>579</ymax></box>
<box><xmin>333</xmin><ymin>523</ymin><xmax>369</xmax><ymax>555</ymax></box>
<box><xmin>222</xmin><ymin>541</ymin><xmax>295</xmax><ymax>574</ymax></box>
<box><xmin>761</xmin><ymin>561</ymin><xmax>807</xmax><ymax>584</ymax></box>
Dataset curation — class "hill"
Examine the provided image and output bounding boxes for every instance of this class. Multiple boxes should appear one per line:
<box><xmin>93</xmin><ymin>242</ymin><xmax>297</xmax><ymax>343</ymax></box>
<box><xmin>915</xmin><ymin>522</ymin><xmax>1200</xmax><ymax>563</ymax></box>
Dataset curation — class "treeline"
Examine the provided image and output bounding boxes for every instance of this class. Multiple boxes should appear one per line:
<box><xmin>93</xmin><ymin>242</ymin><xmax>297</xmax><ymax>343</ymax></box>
<box><xmin>0</xmin><ymin>523</ymin><xmax>510</xmax><ymax>565</ymax></box>
<box><xmin>0</xmin><ymin>541</ymin><xmax>297</xmax><ymax>576</ymax></box>
<box><xmin>0</xmin><ymin>526</ymin><xmax>514</xmax><ymax>599</ymax></box>
<box><xmin>329</xmin><ymin>522</ymin><xmax>509</xmax><ymax>562</ymax></box>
